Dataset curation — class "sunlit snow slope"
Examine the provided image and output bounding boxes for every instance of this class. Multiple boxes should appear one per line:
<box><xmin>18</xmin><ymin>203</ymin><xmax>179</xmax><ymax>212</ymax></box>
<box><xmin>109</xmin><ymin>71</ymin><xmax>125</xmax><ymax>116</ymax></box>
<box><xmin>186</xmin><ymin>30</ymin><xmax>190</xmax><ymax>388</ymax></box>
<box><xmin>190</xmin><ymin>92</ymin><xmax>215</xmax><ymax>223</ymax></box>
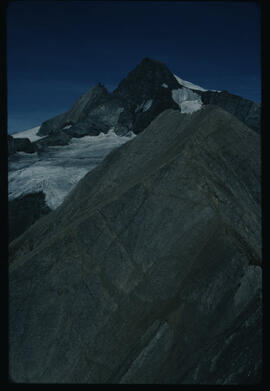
<box><xmin>173</xmin><ymin>74</ymin><xmax>208</xmax><ymax>92</ymax></box>
<box><xmin>12</xmin><ymin>126</ymin><xmax>45</xmax><ymax>142</ymax></box>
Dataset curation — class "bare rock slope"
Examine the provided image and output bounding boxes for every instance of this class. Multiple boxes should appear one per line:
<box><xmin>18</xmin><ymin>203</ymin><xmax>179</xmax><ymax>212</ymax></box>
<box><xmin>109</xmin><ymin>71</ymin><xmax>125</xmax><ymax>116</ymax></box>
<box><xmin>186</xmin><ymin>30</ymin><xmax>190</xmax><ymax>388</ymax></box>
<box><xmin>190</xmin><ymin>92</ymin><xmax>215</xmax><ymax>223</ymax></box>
<box><xmin>9</xmin><ymin>105</ymin><xmax>261</xmax><ymax>384</ymax></box>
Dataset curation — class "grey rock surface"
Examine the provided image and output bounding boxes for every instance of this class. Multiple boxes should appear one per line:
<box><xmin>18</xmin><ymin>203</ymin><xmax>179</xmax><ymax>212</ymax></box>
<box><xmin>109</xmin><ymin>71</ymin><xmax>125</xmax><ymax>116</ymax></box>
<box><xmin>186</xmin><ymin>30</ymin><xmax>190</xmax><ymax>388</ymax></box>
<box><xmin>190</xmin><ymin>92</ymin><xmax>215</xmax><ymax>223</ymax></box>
<box><xmin>8</xmin><ymin>191</ymin><xmax>51</xmax><ymax>243</ymax></box>
<box><xmin>65</xmin><ymin>97</ymin><xmax>125</xmax><ymax>138</ymax></box>
<box><xmin>9</xmin><ymin>105</ymin><xmax>261</xmax><ymax>384</ymax></box>
<box><xmin>198</xmin><ymin>90</ymin><xmax>261</xmax><ymax>133</ymax></box>
<box><xmin>38</xmin><ymin>83</ymin><xmax>110</xmax><ymax>136</ymax></box>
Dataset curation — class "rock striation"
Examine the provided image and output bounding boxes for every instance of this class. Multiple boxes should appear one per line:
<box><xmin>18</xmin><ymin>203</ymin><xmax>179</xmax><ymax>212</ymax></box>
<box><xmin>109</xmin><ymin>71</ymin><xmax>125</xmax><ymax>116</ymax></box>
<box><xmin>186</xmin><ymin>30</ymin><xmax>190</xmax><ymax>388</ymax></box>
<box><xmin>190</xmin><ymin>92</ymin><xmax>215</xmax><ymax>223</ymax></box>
<box><xmin>9</xmin><ymin>105</ymin><xmax>261</xmax><ymax>384</ymax></box>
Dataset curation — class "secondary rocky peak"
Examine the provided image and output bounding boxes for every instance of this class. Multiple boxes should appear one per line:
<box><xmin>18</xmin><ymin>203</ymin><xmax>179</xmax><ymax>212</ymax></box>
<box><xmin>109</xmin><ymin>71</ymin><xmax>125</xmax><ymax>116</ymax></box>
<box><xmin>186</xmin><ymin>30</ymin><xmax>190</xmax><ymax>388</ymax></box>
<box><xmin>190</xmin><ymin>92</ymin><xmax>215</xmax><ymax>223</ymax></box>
<box><xmin>92</xmin><ymin>81</ymin><xmax>108</xmax><ymax>93</ymax></box>
<box><xmin>38</xmin><ymin>83</ymin><xmax>110</xmax><ymax>136</ymax></box>
<box><xmin>71</xmin><ymin>82</ymin><xmax>109</xmax><ymax>114</ymax></box>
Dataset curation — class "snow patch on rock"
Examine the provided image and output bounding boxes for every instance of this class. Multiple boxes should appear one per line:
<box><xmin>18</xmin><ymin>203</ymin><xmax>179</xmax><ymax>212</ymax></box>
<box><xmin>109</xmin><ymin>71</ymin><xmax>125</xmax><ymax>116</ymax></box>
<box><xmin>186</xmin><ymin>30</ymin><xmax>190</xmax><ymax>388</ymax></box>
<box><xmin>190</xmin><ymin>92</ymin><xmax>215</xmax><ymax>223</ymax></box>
<box><xmin>174</xmin><ymin>74</ymin><xmax>207</xmax><ymax>92</ymax></box>
<box><xmin>143</xmin><ymin>99</ymin><xmax>153</xmax><ymax>112</ymax></box>
<box><xmin>180</xmin><ymin>100</ymin><xmax>202</xmax><ymax>113</ymax></box>
<box><xmin>12</xmin><ymin>126</ymin><xmax>44</xmax><ymax>142</ymax></box>
<box><xmin>171</xmin><ymin>87</ymin><xmax>202</xmax><ymax>114</ymax></box>
<box><xmin>135</xmin><ymin>99</ymin><xmax>153</xmax><ymax>113</ymax></box>
<box><xmin>174</xmin><ymin>74</ymin><xmax>221</xmax><ymax>93</ymax></box>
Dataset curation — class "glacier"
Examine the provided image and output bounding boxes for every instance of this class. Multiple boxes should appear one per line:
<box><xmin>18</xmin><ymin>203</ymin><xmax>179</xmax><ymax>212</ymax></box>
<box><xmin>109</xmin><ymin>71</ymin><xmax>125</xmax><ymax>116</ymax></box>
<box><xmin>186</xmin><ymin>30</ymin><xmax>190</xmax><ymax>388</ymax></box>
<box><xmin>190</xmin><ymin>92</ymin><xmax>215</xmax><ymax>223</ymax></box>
<box><xmin>8</xmin><ymin>128</ymin><xmax>134</xmax><ymax>209</ymax></box>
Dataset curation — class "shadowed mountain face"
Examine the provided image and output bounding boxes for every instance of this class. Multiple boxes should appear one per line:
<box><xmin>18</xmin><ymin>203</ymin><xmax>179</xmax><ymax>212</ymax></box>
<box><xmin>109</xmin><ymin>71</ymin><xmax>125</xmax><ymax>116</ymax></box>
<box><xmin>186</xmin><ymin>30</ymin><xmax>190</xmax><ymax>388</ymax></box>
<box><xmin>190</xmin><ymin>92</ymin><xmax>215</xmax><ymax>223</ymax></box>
<box><xmin>9</xmin><ymin>106</ymin><xmax>261</xmax><ymax>384</ymax></box>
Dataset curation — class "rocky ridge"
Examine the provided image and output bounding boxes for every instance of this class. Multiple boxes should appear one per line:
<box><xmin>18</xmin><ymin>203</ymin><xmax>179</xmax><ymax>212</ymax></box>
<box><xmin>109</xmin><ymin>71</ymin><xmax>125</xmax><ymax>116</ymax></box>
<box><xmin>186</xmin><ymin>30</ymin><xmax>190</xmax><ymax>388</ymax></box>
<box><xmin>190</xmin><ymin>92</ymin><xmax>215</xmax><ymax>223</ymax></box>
<box><xmin>37</xmin><ymin>58</ymin><xmax>261</xmax><ymax>139</ymax></box>
<box><xmin>8</xmin><ymin>57</ymin><xmax>261</xmax><ymax>247</ymax></box>
<box><xmin>9</xmin><ymin>105</ymin><xmax>262</xmax><ymax>384</ymax></box>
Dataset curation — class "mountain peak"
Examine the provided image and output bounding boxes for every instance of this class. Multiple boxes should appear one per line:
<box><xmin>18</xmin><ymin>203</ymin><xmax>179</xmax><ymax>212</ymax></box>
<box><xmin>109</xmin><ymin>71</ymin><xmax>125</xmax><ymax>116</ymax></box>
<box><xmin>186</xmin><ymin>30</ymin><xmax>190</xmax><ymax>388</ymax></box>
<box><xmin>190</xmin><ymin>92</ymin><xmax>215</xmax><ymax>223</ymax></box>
<box><xmin>95</xmin><ymin>82</ymin><xmax>108</xmax><ymax>91</ymax></box>
<box><xmin>140</xmin><ymin>56</ymin><xmax>165</xmax><ymax>66</ymax></box>
<box><xmin>113</xmin><ymin>57</ymin><xmax>179</xmax><ymax>104</ymax></box>
<box><xmin>137</xmin><ymin>57</ymin><xmax>172</xmax><ymax>73</ymax></box>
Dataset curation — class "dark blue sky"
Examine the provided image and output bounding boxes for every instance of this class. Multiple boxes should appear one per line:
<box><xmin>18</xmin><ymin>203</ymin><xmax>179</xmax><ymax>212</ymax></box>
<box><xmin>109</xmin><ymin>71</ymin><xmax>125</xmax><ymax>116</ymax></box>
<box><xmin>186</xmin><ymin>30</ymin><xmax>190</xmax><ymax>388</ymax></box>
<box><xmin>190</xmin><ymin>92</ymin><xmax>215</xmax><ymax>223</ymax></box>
<box><xmin>7</xmin><ymin>0</ymin><xmax>261</xmax><ymax>133</ymax></box>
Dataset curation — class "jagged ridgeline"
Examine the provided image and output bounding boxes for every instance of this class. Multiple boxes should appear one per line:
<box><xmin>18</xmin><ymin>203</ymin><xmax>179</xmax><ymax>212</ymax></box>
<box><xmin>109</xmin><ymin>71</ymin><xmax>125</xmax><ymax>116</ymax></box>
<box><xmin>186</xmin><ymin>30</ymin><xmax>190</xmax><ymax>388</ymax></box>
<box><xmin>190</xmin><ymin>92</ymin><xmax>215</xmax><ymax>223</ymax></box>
<box><xmin>9</xmin><ymin>58</ymin><xmax>261</xmax><ymax>384</ymax></box>
<box><xmin>36</xmin><ymin>57</ymin><xmax>260</xmax><ymax>141</ymax></box>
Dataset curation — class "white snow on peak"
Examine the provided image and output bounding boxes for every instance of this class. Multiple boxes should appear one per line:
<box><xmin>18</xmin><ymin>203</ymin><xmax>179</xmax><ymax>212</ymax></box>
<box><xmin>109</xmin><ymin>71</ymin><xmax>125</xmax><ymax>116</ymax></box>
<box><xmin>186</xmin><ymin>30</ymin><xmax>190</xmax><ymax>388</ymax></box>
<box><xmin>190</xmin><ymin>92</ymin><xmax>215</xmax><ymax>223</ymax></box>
<box><xmin>171</xmin><ymin>87</ymin><xmax>202</xmax><ymax>114</ymax></box>
<box><xmin>11</xmin><ymin>126</ymin><xmax>45</xmax><ymax>142</ymax></box>
<box><xmin>8</xmin><ymin>128</ymin><xmax>135</xmax><ymax>210</ymax></box>
<box><xmin>173</xmin><ymin>74</ymin><xmax>207</xmax><ymax>92</ymax></box>
<box><xmin>162</xmin><ymin>83</ymin><xmax>168</xmax><ymax>88</ymax></box>
<box><xmin>174</xmin><ymin>74</ymin><xmax>221</xmax><ymax>93</ymax></box>
<box><xmin>172</xmin><ymin>87</ymin><xmax>199</xmax><ymax>103</ymax></box>
<box><xmin>62</xmin><ymin>124</ymin><xmax>72</xmax><ymax>129</ymax></box>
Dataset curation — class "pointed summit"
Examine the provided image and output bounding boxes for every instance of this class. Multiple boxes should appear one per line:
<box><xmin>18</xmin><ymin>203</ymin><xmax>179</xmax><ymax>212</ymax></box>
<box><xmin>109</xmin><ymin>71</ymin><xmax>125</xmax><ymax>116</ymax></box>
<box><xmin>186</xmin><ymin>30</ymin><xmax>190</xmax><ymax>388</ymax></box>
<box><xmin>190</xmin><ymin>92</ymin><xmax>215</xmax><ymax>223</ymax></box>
<box><xmin>113</xmin><ymin>57</ymin><xmax>180</xmax><ymax>104</ymax></box>
<box><xmin>140</xmin><ymin>56</ymin><xmax>167</xmax><ymax>67</ymax></box>
<box><xmin>38</xmin><ymin>83</ymin><xmax>109</xmax><ymax>136</ymax></box>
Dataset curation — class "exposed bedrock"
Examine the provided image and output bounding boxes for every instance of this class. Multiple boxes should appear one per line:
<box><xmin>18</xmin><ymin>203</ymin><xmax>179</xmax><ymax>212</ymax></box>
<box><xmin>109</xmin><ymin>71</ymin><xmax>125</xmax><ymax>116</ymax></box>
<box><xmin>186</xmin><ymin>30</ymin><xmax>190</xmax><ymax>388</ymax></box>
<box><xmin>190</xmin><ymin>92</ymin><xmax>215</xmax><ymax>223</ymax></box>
<box><xmin>9</xmin><ymin>106</ymin><xmax>261</xmax><ymax>384</ymax></box>
<box><xmin>198</xmin><ymin>90</ymin><xmax>261</xmax><ymax>133</ymax></box>
<box><xmin>8</xmin><ymin>191</ymin><xmax>51</xmax><ymax>243</ymax></box>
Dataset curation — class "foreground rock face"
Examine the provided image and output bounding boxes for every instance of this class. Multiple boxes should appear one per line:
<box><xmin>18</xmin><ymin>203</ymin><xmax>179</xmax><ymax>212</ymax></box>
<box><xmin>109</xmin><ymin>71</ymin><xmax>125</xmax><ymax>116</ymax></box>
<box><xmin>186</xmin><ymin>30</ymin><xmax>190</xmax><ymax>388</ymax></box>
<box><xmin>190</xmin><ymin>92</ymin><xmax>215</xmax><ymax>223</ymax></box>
<box><xmin>9</xmin><ymin>106</ymin><xmax>261</xmax><ymax>384</ymax></box>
